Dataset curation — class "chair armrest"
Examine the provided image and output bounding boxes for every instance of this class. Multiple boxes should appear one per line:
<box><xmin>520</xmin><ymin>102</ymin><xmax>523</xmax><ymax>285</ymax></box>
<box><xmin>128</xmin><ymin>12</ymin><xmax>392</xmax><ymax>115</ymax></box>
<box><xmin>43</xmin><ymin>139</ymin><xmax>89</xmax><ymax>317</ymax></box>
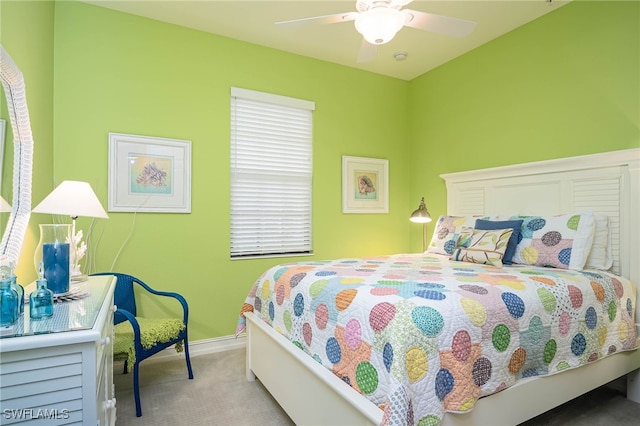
<box><xmin>133</xmin><ymin>280</ymin><xmax>189</xmax><ymax>325</ymax></box>
<box><xmin>115</xmin><ymin>308</ymin><xmax>144</xmax><ymax>354</ymax></box>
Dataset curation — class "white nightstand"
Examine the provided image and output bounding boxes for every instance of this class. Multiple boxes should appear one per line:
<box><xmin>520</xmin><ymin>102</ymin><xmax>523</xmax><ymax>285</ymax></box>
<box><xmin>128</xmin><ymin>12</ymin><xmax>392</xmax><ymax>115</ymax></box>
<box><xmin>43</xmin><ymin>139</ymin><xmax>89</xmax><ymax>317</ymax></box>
<box><xmin>0</xmin><ymin>275</ymin><xmax>117</xmax><ymax>425</ymax></box>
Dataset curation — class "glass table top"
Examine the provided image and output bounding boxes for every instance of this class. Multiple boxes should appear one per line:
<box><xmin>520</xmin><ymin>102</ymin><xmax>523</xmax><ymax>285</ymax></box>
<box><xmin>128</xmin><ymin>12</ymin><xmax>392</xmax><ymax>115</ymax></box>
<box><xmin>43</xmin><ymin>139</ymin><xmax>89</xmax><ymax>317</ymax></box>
<box><xmin>0</xmin><ymin>276</ymin><xmax>111</xmax><ymax>339</ymax></box>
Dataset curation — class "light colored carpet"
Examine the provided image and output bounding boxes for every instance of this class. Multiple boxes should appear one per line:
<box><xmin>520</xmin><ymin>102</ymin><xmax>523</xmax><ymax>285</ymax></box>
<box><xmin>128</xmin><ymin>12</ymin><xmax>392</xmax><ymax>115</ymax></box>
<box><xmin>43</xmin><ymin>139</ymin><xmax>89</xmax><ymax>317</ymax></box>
<box><xmin>114</xmin><ymin>348</ymin><xmax>640</xmax><ymax>426</ymax></box>
<box><xmin>114</xmin><ymin>349</ymin><xmax>294</xmax><ymax>426</ymax></box>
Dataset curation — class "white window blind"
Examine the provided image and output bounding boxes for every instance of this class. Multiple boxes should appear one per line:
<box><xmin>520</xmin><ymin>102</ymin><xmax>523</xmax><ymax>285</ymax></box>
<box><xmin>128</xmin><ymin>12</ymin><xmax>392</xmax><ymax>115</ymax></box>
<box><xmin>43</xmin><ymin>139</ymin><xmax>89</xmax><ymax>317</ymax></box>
<box><xmin>230</xmin><ymin>87</ymin><xmax>315</xmax><ymax>258</ymax></box>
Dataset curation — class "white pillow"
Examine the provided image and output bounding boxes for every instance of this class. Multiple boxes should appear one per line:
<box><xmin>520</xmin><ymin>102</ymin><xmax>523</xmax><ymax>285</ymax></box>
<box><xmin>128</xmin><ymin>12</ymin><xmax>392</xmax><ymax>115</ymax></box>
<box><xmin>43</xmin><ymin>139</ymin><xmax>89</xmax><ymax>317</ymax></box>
<box><xmin>508</xmin><ymin>212</ymin><xmax>596</xmax><ymax>270</ymax></box>
<box><xmin>584</xmin><ymin>214</ymin><xmax>613</xmax><ymax>270</ymax></box>
<box><xmin>426</xmin><ymin>215</ymin><xmax>484</xmax><ymax>255</ymax></box>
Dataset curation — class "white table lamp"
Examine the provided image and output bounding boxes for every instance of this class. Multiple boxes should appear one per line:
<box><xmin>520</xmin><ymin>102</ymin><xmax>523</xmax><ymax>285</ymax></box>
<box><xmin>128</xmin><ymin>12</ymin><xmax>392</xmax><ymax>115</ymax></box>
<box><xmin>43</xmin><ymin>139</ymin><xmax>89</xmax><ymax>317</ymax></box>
<box><xmin>0</xmin><ymin>196</ymin><xmax>11</xmax><ymax>213</ymax></box>
<box><xmin>33</xmin><ymin>181</ymin><xmax>108</xmax><ymax>280</ymax></box>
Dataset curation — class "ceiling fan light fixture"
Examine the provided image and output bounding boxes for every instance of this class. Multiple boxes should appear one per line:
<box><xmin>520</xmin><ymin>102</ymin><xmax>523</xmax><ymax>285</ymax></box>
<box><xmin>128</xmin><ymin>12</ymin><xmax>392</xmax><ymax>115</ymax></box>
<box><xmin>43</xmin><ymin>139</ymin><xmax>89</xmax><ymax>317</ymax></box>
<box><xmin>355</xmin><ymin>7</ymin><xmax>405</xmax><ymax>45</ymax></box>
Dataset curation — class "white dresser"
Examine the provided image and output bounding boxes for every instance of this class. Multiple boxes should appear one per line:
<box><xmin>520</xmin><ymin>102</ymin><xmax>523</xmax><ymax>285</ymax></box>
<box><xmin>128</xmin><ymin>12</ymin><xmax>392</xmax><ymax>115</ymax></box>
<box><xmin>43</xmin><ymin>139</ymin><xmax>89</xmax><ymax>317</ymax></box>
<box><xmin>0</xmin><ymin>275</ymin><xmax>117</xmax><ymax>425</ymax></box>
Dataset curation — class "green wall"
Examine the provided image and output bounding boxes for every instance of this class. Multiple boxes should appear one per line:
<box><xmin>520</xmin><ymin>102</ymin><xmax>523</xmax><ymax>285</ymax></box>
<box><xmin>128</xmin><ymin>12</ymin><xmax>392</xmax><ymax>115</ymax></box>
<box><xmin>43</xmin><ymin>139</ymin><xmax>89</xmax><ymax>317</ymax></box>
<box><xmin>51</xmin><ymin>1</ymin><xmax>410</xmax><ymax>340</ymax></box>
<box><xmin>0</xmin><ymin>0</ymin><xmax>54</xmax><ymax>280</ymax></box>
<box><xmin>407</xmin><ymin>1</ymin><xmax>639</xmax><ymax>251</ymax></box>
<box><xmin>2</xmin><ymin>1</ymin><xmax>638</xmax><ymax>342</ymax></box>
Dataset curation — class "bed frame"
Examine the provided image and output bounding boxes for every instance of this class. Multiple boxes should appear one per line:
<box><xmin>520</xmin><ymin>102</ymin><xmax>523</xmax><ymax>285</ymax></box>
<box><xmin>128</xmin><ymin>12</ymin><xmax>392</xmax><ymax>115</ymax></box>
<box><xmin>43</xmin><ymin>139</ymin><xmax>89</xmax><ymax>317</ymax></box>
<box><xmin>245</xmin><ymin>148</ymin><xmax>640</xmax><ymax>425</ymax></box>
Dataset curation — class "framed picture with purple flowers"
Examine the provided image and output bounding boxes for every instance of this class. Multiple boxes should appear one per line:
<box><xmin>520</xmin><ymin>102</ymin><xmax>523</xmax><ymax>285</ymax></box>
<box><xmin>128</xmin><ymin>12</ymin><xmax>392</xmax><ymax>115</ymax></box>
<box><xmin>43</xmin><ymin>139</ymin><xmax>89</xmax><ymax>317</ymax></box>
<box><xmin>108</xmin><ymin>132</ymin><xmax>191</xmax><ymax>213</ymax></box>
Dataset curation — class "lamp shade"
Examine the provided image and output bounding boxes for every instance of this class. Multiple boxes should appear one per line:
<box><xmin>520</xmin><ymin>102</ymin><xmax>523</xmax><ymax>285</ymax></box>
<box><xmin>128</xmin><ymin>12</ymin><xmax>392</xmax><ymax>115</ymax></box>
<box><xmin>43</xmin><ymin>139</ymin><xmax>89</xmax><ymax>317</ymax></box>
<box><xmin>33</xmin><ymin>181</ymin><xmax>108</xmax><ymax>219</ymax></box>
<box><xmin>0</xmin><ymin>195</ymin><xmax>11</xmax><ymax>213</ymax></box>
<box><xmin>409</xmin><ymin>197</ymin><xmax>432</xmax><ymax>223</ymax></box>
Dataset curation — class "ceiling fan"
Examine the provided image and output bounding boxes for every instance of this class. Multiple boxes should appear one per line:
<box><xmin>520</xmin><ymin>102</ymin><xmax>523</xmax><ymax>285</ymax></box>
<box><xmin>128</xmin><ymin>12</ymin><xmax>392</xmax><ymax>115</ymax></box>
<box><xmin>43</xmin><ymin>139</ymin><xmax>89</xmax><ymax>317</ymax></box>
<box><xmin>276</xmin><ymin>0</ymin><xmax>477</xmax><ymax>63</ymax></box>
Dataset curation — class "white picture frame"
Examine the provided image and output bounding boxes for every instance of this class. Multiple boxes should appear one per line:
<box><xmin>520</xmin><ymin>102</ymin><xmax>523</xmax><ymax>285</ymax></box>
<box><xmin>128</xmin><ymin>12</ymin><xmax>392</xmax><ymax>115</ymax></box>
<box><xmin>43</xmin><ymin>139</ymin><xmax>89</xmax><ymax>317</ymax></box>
<box><xmin>108</xmin><ymin>132</ymin><xmax>191</xmax><ymax>213</ymax></box>
<box><xmin>342</xmin><ymin>155</ymin><xmax>389</xmax><ymax>214</ymax></box>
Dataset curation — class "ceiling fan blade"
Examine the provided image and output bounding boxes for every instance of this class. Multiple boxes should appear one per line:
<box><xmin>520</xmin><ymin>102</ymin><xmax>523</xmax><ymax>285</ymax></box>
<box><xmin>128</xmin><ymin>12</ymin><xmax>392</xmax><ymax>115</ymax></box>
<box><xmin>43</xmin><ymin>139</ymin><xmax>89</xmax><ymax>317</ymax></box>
<box><xmin>357</xmin><ymin>38</ymin><xmax>378</xmax><ymax>63</ymax></box>
<box><xmin>402</xmin><ymin>9</ymin><xmax>476</xmax><ymax>38</ymax></box>
<box><xmin>276</xmin><ymin>12</ymin><xmax>358</xmax><ymax>28</ymax></box>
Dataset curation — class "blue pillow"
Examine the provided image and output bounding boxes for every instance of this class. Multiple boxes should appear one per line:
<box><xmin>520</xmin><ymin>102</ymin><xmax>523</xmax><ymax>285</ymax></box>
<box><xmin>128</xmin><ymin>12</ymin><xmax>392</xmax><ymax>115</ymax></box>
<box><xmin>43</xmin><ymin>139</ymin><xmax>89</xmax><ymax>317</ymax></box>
<box><xmin>474</xmin><ymin>219</ymin><xmax>524</xmax><ymax>265</ymax></box>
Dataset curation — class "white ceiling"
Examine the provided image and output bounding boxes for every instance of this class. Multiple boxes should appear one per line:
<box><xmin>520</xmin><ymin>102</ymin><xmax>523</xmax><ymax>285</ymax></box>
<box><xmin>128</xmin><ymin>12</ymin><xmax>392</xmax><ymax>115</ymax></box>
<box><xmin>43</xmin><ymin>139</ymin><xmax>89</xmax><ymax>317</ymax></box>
<box><xmin>83</xmin><ymin>0</ymin><xmax>571</xmax><ymax>80</ymax></box>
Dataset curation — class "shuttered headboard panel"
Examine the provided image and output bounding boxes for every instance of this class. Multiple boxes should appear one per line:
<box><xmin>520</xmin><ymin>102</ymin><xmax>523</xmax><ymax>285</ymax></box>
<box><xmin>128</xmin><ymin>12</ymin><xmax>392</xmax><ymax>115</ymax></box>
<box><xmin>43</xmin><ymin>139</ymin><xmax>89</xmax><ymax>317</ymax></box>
<box><xmin>441</xmin><ymin>149</ymin><xmax>640</xmax><ymax>328</ymax></box>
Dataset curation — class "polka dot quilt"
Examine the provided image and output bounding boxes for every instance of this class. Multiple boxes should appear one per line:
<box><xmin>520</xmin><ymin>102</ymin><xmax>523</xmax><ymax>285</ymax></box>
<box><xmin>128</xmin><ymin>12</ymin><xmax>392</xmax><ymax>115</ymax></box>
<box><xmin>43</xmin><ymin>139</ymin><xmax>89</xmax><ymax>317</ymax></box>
<box><xmin>237</xmin><ymin>253</ymin><xmax>638</xmax><ymax>426</ymax></box>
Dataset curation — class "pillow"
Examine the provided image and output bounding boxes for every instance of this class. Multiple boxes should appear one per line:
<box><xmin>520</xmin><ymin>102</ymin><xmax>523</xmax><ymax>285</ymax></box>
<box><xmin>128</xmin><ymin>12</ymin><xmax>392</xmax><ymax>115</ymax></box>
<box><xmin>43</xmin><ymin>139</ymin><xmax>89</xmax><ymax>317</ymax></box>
<box><xmin>474</xmin><ymin>219</ymin><xmax>523</xmax><ymax>265</ymax></box>
<box><xmin>450</xmin><ymin>227</ymin><xmax>513</xmax><ymax>267</ymax></box>
<box><xmin>509</xmin><ymin>213</ymin><xmax>596</xmax><ymax>270</ymax></box>
<box><xmin>584</xmin><ymin>214</ymin><xmax>613</xmax><ymax>270</ymax></box>
<box><xmin>426</xmin><ymin>215</ymin><xmax>484</xmax><ymax>255</ymax></box>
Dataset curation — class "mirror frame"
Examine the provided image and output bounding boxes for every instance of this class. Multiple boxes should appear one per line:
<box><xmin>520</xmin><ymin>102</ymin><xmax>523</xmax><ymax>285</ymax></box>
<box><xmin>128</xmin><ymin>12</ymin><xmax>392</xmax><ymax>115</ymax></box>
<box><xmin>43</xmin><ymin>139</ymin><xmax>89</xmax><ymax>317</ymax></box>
<box><xmin>0</xmin><ymin>44</ymin><xmax>33</xmax><ymax>269</ymax></box>
<box><xmin>0</xmin><ymin>119</ymin><xmax>5</xmax><ymax>185</ymax></box>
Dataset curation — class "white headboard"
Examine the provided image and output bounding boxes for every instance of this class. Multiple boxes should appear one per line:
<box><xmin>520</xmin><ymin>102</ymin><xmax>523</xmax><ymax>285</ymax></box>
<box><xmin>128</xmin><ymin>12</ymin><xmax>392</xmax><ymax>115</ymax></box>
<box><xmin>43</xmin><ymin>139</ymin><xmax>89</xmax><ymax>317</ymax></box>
<box><xmin>441</xmin><ymin>149</ymin><xmax>640</xmax><ymax>327</ymax></box>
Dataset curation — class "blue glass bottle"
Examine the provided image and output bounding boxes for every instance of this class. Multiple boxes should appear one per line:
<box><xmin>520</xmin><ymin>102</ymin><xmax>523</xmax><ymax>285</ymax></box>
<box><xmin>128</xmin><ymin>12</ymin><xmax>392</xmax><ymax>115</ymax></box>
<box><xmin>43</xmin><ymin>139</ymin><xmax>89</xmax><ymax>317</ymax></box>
<box><xmin>0</xmin><ymin>278</ymin><xmax>19</xmax><ymax>326</ymax></box>
<box><xmin>30</xmin><ymin>278</ymin><xmax>54</xmax><ymax>320</ymax></box>
<box><xmin>10</xmin><ymin>274</ymin><xmax>24</xmax><ymax>314</ymax></box>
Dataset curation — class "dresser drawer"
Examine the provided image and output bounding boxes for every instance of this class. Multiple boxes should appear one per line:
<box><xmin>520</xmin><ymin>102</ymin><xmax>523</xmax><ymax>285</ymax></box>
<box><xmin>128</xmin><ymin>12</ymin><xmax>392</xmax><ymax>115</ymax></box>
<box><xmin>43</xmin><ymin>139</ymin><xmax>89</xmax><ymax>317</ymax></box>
<box><xmin>96</xmin><ymin>302</ymin><xmax>115</xmax><ymax>381</ymax></box>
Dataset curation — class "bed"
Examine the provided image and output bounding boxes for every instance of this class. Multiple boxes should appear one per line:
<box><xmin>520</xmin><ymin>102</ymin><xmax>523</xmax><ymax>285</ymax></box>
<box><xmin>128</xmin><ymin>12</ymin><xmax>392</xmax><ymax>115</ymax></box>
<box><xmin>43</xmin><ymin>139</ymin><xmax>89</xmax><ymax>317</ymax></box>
<box><xmin>237</xmin><ymin>148</ymin><xmax>640</xmax><ymax>426</ymax></box>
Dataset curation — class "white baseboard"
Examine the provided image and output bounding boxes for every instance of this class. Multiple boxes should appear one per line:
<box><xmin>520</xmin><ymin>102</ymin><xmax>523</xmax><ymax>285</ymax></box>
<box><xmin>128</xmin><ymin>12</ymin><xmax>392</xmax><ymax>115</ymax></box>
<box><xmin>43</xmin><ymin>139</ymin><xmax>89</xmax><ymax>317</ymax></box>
<box><xmin>188</xmin><ymin>333</ymin><xmax>247</xmax><ymax>357</ymax></box>
<box><xmin>120</xmin><ymin>334</ymin><xmax>247</xmax><ymax>366</ymax></box>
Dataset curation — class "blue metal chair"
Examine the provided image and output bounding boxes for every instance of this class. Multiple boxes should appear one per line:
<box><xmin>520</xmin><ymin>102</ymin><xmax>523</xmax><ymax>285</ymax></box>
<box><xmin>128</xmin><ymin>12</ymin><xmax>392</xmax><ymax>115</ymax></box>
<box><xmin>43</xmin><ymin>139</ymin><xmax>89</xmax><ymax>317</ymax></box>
<box><xmin>91</xmin><ymin>272</ymin><xmax>194</xmax><ymax>417</ymax></box>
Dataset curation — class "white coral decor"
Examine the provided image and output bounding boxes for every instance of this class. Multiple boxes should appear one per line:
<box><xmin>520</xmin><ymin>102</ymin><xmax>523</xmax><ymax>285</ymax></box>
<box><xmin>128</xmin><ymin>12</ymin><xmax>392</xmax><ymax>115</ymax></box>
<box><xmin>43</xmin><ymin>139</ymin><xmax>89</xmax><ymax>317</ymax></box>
<box><xmin>68</xmin><ymin>229</ymin><xmax>87</xmax><ymax>276</ymax></box>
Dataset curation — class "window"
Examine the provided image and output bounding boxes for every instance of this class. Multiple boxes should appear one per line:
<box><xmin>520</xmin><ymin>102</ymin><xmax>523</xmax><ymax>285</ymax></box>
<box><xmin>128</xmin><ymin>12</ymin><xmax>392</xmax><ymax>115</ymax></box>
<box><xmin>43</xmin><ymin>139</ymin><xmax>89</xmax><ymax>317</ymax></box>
<box><xmin>230</xmin><ymin>88</ymin><xmax>315</xmax><ymax>258</ymax></box>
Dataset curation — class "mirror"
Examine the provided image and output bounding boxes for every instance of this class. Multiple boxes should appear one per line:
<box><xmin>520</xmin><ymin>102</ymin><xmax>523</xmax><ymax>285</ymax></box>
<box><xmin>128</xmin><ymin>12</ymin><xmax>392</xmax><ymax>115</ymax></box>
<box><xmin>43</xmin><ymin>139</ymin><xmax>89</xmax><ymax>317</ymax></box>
<box><xmin>0</xmin><ymin>44</ymin><xmax>33</xmax><ymax>269</ymax></box>
<box><xmin>0</xmin><ymin>118</ymin><xmax>5</xmax><ymax>197</ymax></box>
<box><xmin>0</xmin><ymin>118</ymin><xmax>5</xmax><ymax>188</ymax></box>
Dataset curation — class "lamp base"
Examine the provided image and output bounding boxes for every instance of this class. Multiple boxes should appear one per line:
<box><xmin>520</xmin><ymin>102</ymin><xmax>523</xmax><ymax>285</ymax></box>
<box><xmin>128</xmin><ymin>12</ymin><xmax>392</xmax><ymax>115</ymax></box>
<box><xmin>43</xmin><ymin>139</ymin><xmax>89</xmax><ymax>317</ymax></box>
<box><xmin>71</xmin><ymin>273</ymin><xmax>88</xmax><ymax>283</ymax></box>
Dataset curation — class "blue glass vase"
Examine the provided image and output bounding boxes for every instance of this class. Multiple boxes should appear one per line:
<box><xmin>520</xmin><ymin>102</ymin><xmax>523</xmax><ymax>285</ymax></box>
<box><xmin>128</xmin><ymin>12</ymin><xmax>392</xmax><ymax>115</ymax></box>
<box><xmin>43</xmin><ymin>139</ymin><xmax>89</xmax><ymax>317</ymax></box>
<box><xmin>34</xmin><ymin>224</ymin><xmax>71</xmax><ymax>295</ymax></box>
<box><xmin>10</xmin><ymin>274</ymin><xmax>24</xmax><ymax>314</ymax></box>
<box><xmin>0</xmin><ymin>278</ymin><xmax>19</xmax><ymax>326</ymax></box>
<box><xmin>30</xmin><ymin>278</ymin><xmax>54</xmax><ymax>320</ymax></box>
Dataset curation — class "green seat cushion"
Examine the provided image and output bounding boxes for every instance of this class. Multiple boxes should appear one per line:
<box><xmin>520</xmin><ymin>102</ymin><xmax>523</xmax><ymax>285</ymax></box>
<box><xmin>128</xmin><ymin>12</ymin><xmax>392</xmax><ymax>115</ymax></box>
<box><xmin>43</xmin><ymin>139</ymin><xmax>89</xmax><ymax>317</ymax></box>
<box><xmin>114</xmin><ymin>317</ymin><xmax>185</xmax><ymax>366</ymax></box>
